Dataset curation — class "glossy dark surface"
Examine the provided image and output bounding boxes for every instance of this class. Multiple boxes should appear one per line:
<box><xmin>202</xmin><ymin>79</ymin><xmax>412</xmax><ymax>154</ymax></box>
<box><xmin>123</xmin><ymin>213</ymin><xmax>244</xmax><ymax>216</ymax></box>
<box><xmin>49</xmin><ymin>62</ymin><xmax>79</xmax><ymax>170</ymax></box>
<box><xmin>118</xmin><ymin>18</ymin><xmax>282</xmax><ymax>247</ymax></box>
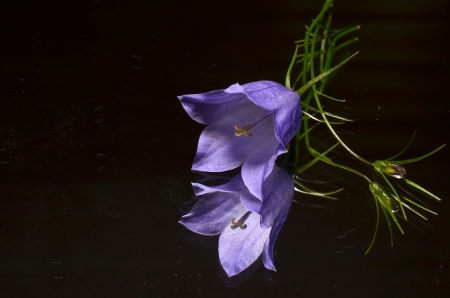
<box><xmin>1</xmin><ymin>0</ymin><xmax>450</xmax><ymax>297</ymax></box>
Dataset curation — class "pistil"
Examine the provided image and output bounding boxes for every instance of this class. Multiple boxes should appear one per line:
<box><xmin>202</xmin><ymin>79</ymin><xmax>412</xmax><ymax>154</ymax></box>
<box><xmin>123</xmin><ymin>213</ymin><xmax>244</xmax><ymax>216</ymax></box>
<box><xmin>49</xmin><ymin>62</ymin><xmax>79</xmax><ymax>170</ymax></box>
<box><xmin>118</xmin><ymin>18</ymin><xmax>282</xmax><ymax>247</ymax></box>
<box><xmin>230</xmin><ymin>211</ymin><xmax>251</xmax><ymax>229</ymax></box>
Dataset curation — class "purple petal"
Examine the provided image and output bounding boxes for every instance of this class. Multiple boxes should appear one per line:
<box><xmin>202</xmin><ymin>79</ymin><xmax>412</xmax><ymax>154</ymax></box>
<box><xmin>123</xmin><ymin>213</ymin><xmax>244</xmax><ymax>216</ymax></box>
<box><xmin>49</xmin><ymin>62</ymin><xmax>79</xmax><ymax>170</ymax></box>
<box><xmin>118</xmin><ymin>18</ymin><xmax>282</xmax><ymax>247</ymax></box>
<box><xmin>226</xmin><ymin>81</ymin><xmax>301</xmax><ymax>145</ymax></box>
<box><xmin>259</xmin><ymin>167</ymin><xmax>294</xmax><ymax>271</ymax></box>
<box><xmin>260</xmin><ymin>167</ymin><xmax>294</xmax><ymax>228</ymax></box>
<box><xmin>179</xmin><ymin>89</ymin><xmax>247</xmax><ymax>124</ymax></box>
<box><xmin>241</xmin><ymin>143</ymin><xmax>286</xmax><ymax>200</ymax></box>
<box><xmin>273</xmin><ymin>98</ymin><xmax>301</xmax><ymax>145</ymax></box>
<box><xmin>262</xmin><ymin>201</ymin><xmax>291</xmax><ymax>271</ymax></box>
<box><xmin>239</xmin><ymin>188</ymin><xmax>262</xmax><ymax>214</ymax></box>
<box><xmin>219</xmin><ymin>212</ymin><xmax>271</xmax><ymax>277</ymax></box>
<box><xmin>192</xmin><ymin>99</ymin><xmax>278</xmax><ymax>173</ymax></box>
<box><xmin>179</xmin><ymin>192</ymin><xmax>246</xmax><ymax>236</ymax></box>
<box><xmin>191</xmin><ymin>174</ymin><xmax>246</xmax><ymax>196</ymax></box>
<box><xmin>227</xmin><ymin>81</ymin><xmax>289</xmax><ymax>110</ymax></box>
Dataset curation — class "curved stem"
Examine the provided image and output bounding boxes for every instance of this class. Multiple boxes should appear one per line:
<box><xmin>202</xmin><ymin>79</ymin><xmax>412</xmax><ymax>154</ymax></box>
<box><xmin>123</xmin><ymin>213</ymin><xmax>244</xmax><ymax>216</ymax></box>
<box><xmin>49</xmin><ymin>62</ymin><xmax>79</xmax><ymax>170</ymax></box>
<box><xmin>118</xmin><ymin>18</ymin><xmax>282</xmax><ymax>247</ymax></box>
<box><xmin>308</xmin><ymin>25</ymin><xmax>372</xmax><ymax>165</ymax></box>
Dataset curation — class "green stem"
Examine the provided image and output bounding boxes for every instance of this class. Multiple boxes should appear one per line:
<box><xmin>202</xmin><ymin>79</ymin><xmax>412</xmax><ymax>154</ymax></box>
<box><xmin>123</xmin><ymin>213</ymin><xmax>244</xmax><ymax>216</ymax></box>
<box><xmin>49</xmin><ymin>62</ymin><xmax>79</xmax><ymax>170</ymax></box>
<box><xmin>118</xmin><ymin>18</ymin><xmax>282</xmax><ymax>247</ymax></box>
<box><xmin>308</xmin><ymin>27</ymin><xmax>371</xmax><ymax>165</ymax></box>
<box><xmin>302</xmin><ymin>0</ymin><xmax>334</xmax><ymax>86</ymax></box>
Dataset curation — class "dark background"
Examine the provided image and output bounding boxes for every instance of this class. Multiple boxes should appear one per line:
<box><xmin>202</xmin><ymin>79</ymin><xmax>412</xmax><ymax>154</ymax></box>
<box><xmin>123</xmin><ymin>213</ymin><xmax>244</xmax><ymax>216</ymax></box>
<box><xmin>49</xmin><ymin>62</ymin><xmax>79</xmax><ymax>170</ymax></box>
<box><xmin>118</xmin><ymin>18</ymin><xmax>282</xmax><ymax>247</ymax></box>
<box><xmin>1</xmin><ymin>0</ymin><xmax>449</xmax><ymax>297</ymax></box>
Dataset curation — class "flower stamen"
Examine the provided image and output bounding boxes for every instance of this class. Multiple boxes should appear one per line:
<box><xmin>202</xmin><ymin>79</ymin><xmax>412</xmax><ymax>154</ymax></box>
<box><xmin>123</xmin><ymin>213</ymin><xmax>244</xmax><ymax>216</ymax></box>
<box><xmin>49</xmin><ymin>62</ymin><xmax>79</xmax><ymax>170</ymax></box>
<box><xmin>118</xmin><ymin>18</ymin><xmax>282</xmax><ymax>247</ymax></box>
<box><xmin>230</xmin><ymin>211</ymin><xmax>251</xmax><ymax>229</ymax></box>
<box><xmin>234</xmin><ymin>112</ymin><xmax>272</xmax><ymax>137</ymax></box>
<box><xmin>234</xmin><ymin>124</ymin><xmax>253</xmax><ymax>137</ymax></box>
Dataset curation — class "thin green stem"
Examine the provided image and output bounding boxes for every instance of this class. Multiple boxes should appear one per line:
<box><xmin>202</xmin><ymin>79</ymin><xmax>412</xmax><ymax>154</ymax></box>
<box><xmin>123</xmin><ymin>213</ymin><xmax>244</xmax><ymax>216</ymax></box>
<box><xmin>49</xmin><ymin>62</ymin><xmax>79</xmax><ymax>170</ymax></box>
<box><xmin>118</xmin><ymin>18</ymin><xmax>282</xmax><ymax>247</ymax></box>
<box><xmin>285</xmin><ymin>45</ymin><xmax>299</xmax><ymax>89</ymax></box>
<box><xmin>302</xmin><ymin>0</ymin><xmax>333</xmax><ymax>86</ymax></box>
<box><xmin>308</xmin><ymin>30</ymin><xmax>370</xmax><ymax>164</ymax></box>
<box><xmin>365</xmin><ymin>197</ymin><xmax>380</xmax><ymax>255</ymax></box>
<box><xmin>386</xmin><ymin>130</ymin><xmax>417</xmax><ymax>160</ymax></box>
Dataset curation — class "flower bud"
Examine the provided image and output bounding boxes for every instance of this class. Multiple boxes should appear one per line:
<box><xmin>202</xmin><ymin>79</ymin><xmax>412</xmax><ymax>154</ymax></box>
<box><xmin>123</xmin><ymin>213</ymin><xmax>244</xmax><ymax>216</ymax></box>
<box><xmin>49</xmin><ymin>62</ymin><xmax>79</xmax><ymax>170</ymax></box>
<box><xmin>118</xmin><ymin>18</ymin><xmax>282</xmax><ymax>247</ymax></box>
<box><xmin>373</xmin><ymin>160</ymin><xmax>406</xmax><ymax>179</ymax></box>
<box><xmin>369</xmin><ymin>181</ymin><xmax>399</xmax><ymax>213</ymax></box>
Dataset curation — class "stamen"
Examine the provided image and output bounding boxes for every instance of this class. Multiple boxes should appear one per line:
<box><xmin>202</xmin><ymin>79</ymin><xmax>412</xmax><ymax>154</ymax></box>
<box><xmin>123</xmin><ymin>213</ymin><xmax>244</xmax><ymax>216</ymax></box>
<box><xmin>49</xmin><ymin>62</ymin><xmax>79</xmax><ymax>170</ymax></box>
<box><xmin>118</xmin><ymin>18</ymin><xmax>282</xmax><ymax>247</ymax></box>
<box><xmin>230</xmin><ymin>211</ymin><xmax>251</xmax><ymax>229</ymax></box>
<box><xmin>234</xmin><ymin>124</ymin><xmax>252</xmax><ymax>137</ymax></box>
<box><xmin>234</xmin><ymin>112</ymin><xmax>272</xmax><ymax>137</ymax></box>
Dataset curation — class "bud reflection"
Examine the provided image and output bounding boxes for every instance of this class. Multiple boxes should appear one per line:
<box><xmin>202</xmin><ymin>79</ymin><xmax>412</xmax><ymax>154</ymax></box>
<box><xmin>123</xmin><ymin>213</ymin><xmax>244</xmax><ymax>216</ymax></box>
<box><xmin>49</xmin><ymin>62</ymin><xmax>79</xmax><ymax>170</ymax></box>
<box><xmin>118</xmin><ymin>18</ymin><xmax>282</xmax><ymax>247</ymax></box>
<box><xmin>369</xmin><ymin>181</ymin><xmax>399</xmax><ymax>213</ymax></box>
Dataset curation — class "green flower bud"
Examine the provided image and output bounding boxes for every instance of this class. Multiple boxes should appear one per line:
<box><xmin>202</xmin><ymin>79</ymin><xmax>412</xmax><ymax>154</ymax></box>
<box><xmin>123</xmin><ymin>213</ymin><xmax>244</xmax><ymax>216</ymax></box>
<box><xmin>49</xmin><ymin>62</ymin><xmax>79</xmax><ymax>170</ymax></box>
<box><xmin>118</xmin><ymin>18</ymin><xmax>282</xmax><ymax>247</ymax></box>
<box><xmin>369</xmin><ymin>181</ymin><xmax>399</xmax><ymax>213</ymax></box>
<box><xmin>373</xmin><ymin>160</ymin><xmax>406</xmax><ymax>179</ymax></box>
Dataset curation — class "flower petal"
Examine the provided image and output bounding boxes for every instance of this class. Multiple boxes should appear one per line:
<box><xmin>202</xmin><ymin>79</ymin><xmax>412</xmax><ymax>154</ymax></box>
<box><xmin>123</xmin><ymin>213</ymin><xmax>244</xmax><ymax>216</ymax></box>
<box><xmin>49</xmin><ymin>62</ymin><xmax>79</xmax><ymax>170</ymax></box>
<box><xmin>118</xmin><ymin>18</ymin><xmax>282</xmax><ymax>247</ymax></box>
<box><xmin>241</xmin><ymin>143</ymin><xmax>286</xmax><ymax>200</ymax></box>
<box><xmin>260</xmin><ymin>167</ymin><xmax>294</xmax><ymax>228</ymax></box>
<box><xmin>179</xmin><ymin>90</ymin><xmax>247</xmax><ymax>124</ymax></box>
<box><xmin>262</xmin><ymin>203</ymin><xmax>290</xmax><ymax>271</ymax></box>
<box><xmin>219</xmin><ymin>212</ymin><xmax>271</xmax><ymax>277</ymax></box>
<box><xmin>192</xmin><ymin>99</ymin><xmax>277</xmax><ymax>173</ymax></box>
<box><xmin>259</xmin><ymin>167</ymin><xmax>294</xmax><ymax>271</ymax></box>
<box><xmin>179</xmin><ymin>192</ymin><xmax>246</xmax><ymax>236</ymax></box>
<box><xmin>225</xmin><ymin>81</ymin><xmax>301</xmax><ymax>145</ymax></box>
<box><xmin>239</xmin><ymin>188</ymin><xmax>262</xmax><ymax>214</ymax></box>
<box><xmin>272</xmin><ymin>98</ymin><xmax>302</xmax><ymax>145</ymax></box>
<box><xmin>191</xmin><ymin>174</ymin><xmax>246</xmax><ymax>196</ymax></box>
<box><xmin>227</xmin><ymin>81</ymin><xmax>288</xmax><ymax>110</ymax></box>
<box><xmin>193</xmin><ymin>174</ymin><xmax>262</xmax><ymax>214</ymax></box>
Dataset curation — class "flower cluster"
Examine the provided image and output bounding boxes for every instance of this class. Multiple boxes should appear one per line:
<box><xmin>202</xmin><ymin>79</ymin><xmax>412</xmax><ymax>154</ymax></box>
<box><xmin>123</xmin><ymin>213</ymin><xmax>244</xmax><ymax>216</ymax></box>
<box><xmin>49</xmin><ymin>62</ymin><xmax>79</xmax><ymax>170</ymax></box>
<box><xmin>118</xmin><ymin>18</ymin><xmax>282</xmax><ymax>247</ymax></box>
<box><xmin>178</xmin><ymin>81</ymin><xmax>301</xmax><ymax>276</ymax></box>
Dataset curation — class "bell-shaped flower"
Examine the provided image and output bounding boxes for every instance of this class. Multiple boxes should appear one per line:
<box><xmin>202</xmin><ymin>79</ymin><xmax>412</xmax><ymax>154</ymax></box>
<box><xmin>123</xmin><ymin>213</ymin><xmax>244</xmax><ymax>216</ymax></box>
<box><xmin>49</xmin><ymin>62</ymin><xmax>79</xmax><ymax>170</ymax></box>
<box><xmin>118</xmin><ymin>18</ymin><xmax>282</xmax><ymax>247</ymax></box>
<box><xmin>179</xmin><ymin>80</ymin><xmax>301</xmax><ymax>200</ymax></box>
<box><xmin>179</xmin><ymin>167</ymin><xmax>294</xmax><ymax>277</ymax></box>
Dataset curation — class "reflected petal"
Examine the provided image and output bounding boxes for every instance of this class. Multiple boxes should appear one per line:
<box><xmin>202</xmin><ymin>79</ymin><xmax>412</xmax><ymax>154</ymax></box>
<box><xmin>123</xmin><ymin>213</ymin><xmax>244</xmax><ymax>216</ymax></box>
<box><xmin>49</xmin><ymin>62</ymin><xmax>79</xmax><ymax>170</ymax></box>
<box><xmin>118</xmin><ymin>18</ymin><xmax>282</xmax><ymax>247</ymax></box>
<box><xmin>241</xmin><ymin>143</ymin><xmax>286</xmax><ymax>200</ymax></box>
<box><xmin>219</xmin><ymin>212</ymin><xmax>271</xmax><ymax>276</ymax></box>
<box><xmin>192</xmin><ymin>174</ymin><xmax>246</xmax><ymax>196</ymax></box>
<box><xmin>179</xmin><ymin>192</ymin><xmax>246</xmax><ymax>235</ymax></box>
<box><xmin>260</xmin><ymin>167</ymin><xmax>294</xmax><ymax>270</ymax></box>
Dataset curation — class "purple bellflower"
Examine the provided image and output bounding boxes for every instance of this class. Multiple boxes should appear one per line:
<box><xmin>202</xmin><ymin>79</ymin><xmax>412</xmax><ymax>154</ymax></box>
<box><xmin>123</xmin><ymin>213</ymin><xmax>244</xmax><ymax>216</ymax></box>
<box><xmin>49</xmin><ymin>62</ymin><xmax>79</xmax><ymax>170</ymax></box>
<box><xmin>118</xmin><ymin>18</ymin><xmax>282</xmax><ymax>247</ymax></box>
<box><xmin>179</xmin><ymin>167</ymin><xmax>294</xmax><ymax>277</ymax></box>
<box><xmin>179</xmin><ymin>81</ymin><xmax>301</xmax><ymax>200</ymax></box>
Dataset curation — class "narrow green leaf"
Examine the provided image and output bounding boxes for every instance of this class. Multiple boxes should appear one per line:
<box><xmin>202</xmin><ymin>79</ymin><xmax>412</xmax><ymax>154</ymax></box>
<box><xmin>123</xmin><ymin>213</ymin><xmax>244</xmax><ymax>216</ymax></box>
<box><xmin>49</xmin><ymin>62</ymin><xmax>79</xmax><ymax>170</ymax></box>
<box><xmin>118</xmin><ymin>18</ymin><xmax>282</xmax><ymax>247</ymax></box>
<box><xmin>316</xmin><ymin>91</ymin><xmax>346</xmax><ymax>102</ymax></box>
<box><xmin>401</xmin><ymin>196</ymin><xmax>437</xmax><ymax>215</ymax></box>
<box><xmin>296</xmin><ymin>142</ymin><xmax>340</xmax><ymax>174</ymax></box>
<box><xmin>386</xmin><ymin>130</ymin><xmax>417</xmax><ymax>161</ymax></box>
<box><xmin>301</xmin><ymin>102</ymin><xmax>354</xmax><ymax>121</ymax></box>
<box><xmin>404</xmin><ymin>179</ymin><xmax>441</xmax><ymax>201</ymax></box>
<box><xmin>330</xmin><ymin>25</ymin><xmax>360</xmax><ymax>45</ymax></box>
<box><xmin>380</xmin><ymin>207</ymin><xmax>395</xmax><ymax>246</ymax></box>
<box><xmin>298</xmin><ymin>52</ymin><xmax>359</xmax><ymax>95</ymax></box>
<box><xmin>365</xmin><ymin>197</ymin><xmax>380</xmax><ymax>255</ymax></box>
<box><xmin>389</xmin><ymin>144</ymin><xmax>446</xmax><ymax>165</ymax></box>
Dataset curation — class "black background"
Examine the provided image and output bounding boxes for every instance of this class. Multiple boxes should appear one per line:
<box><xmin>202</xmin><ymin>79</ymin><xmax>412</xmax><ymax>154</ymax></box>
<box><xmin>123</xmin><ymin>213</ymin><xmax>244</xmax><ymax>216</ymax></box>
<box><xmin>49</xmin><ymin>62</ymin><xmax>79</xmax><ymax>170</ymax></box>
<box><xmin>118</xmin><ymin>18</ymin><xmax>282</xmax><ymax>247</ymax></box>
<box><xmin>1</xmin><ymin>0</ymin><xmax>450</xmax><ymax>297</ymax></box>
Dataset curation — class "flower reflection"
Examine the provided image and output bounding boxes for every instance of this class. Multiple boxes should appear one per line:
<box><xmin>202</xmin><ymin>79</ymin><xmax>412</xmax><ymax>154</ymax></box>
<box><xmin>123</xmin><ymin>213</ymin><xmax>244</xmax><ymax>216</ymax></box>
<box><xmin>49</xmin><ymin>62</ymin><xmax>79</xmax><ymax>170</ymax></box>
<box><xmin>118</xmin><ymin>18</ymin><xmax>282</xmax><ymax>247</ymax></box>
<box><xmin>179</xmin><ymin>167</ymin><xmax>293</xmax><ymax>277</ymax></box>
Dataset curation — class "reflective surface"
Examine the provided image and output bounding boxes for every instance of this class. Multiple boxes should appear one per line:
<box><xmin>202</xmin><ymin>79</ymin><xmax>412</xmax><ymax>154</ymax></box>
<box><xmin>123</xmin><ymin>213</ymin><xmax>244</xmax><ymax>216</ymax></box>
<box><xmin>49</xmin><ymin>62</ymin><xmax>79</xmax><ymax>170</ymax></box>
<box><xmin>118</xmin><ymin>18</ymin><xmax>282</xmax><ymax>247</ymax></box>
<box><xmin>2</xmin><ymin>0</ymin><xmax>450</xmax><ymax>296</ymax></box>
